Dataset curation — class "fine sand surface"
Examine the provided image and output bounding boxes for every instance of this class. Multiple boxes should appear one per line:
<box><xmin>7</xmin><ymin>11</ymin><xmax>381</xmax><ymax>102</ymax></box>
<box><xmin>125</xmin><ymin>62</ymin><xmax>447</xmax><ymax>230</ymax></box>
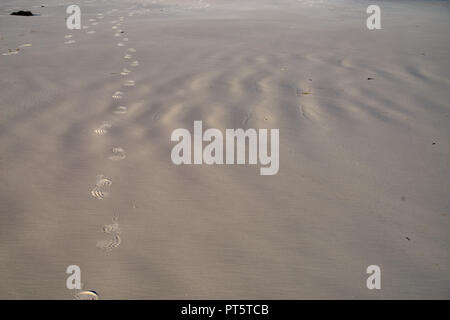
<box><xmin>0</xmin><ymin>0</ymin><xmax>449</xmax><ymax>299</ymax></box>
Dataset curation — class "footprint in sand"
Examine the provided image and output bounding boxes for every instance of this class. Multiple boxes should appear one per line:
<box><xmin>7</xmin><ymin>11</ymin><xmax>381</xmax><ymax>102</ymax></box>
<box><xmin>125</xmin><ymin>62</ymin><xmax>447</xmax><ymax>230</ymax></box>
<box><xmin>87</xmin><ymin>30</ymin><xmax>96</xmax><ymax>34</ymax></box>
<box><xmin>89</xmin><ymin>18</ymin><xmax>96</xmax><ymax>22</ymax></box>
<box><xmin>94</xmin><ymin>122</ymin><xmax>112</xmax><ymax>135</ymax></box>
<box><xmin>96</xmin><ymin>175</ymin><xmax>113</xmax><ymax>188</ymax></box>
<box><xmin>97</xmin><ymin>234</ymin><xmax>122</xmax><ymax>251</ymax></box>
<box><xmin>90</xmin><ymin>188</ymin><xmax>108</xmax><ymax>200</ymax></box>
<box><xmin>124</xmin><ymin>80</ymin><xmax>135</xmax><ymax>87</ymax></box>
<box><xmin>90</xmin><ymin>175</ymin><xmax>112</xmax><ymax>200</ymax></box>
<box><xmin>122</xmin><ymin>38</ymin><xmax>128</xmax><ymax>42</ymax></box>
<box><xmin>114</xmin><ymin>106</ymin><xmax>127</xmax><ymax>114</ymax></box>
<box><xmin>108</xmin><ymin>147</ymin><xmax>126</xmax><ymax>161</ymax></box>
<box><xmin>82</xmin><ymin>26</ymin><xmax>90</xmax><ymax>29</ymax></box>
<box><xmin>114</xmin><ymin>106</ymin><xmax>128</xmax><ymax>114</ymax></box>
<box><xmin>117</xmin><ymin>42</ymin><xmax>124</xmax><ymax>47</ymax></box>
<box><xmin>102</xmin><ymin>217</ymin><xmax>120</xmax><ymax>233</ymax></box>
<box><xmin>97</xmin><ymin>216</ymin><xmax>122</xmax><ymax>250</ymax></box>
<box><xmin>128</xmin><ymin>48</ymin><xmax>136</xmax><ymax>53</ymax></box>
<box><xmin>19</xmin><ymin>44</ymin><xmax>32</xmax><ymax>48</ymax></box>
<box><xmin>112</xmin><ymin>91</ymin><xmax>123</xmax><ymax>99</ymax></box>
<box><xmin>296</xmin><ymin>87</ymin><xmax>312</xmax><ymax>96</ymax></box>
<box><xmin>2</xmin><ymin>50</ymin><xmax>19</xmax><ymax>56</ymax></box>
<box><xmin>114</xmin><ymin>33</ymin><xmax>121</xmax><ymax>37</ymax></box>
<box><xmin>112</xmin><ymin>26</ymin><xmax>118</xmax><ymax>29</ymax></box>
<box><xmin>64</xmin><ymin>35</ymin><xmax>75</xmax><ymax>44</ymax></box>
<box><xmin>124</xmin><ymin>54</ymin><xmax>132</xmax><ymax>59</ymax></box>
<box><xmin>130</xmin><ymin>61</ymin><xmax>139</xmax><ymax>67</ymax></box>
<box><xmin>120</xmin><ymin>68</ymin><xmax>131</xmax><ymax>76</ymax></box>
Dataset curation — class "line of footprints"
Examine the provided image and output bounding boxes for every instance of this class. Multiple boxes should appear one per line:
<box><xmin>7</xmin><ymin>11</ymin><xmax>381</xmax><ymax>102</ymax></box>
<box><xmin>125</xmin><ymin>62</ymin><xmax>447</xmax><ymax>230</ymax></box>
<box><xmin>88</xmin><ymin>14</ymin><xmax>140</xmax><ymax>252</ymax></box>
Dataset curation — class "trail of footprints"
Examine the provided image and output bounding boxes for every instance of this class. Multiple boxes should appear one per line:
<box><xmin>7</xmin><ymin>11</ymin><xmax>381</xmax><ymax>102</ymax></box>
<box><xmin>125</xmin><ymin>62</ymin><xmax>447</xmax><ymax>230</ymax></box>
<box><xmin>57</xmin><ymin>11</ymin><xmax>140</xmax><ymax>297</ymax></box>
<box><xmin>90</xmin><ymin>13</ymin><xmax>140</xmax><ymax>254</ymax></box>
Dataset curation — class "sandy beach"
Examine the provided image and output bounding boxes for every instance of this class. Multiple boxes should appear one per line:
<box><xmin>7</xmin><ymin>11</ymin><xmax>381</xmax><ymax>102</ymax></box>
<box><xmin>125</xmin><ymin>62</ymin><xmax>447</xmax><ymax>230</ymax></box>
<box><xmin>0</xmin><ymin>0</ymin><xmax>449</xmax><ymax>299</ymax></box>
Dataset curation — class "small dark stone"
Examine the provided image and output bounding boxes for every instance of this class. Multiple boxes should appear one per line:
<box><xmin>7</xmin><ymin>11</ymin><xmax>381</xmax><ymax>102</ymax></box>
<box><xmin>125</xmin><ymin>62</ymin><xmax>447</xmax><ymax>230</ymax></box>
<box><xmin>367</xmin><ymin>77</ymin><xmax>374</xmax><ymax>80</ymax></box>
<box><xmin>401</xmin><ymin>196</ymin><xmax>405</xmax><ymax>201</ymax></box>
<box><xmin>432</xmin><ymin>142</ymin><xmax>436</xmax><ymax>145</ymax></box>
<box><xmin>405</xmin><ymin>237</ymin><xmax>411</xmax><ymax>241</ymax></box>
<box><xmin>10</xmin><ymin>11</ymin><xmax>34</xmax><ymax>16</ymax></box>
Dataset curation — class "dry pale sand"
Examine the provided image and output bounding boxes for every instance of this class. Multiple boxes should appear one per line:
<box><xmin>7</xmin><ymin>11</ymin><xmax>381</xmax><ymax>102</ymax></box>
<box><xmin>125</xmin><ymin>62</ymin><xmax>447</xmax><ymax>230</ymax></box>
<box><xmin>0</xmin><ymin>0</ymin><xmax>449</xmax><ymax>299</ymax></box>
